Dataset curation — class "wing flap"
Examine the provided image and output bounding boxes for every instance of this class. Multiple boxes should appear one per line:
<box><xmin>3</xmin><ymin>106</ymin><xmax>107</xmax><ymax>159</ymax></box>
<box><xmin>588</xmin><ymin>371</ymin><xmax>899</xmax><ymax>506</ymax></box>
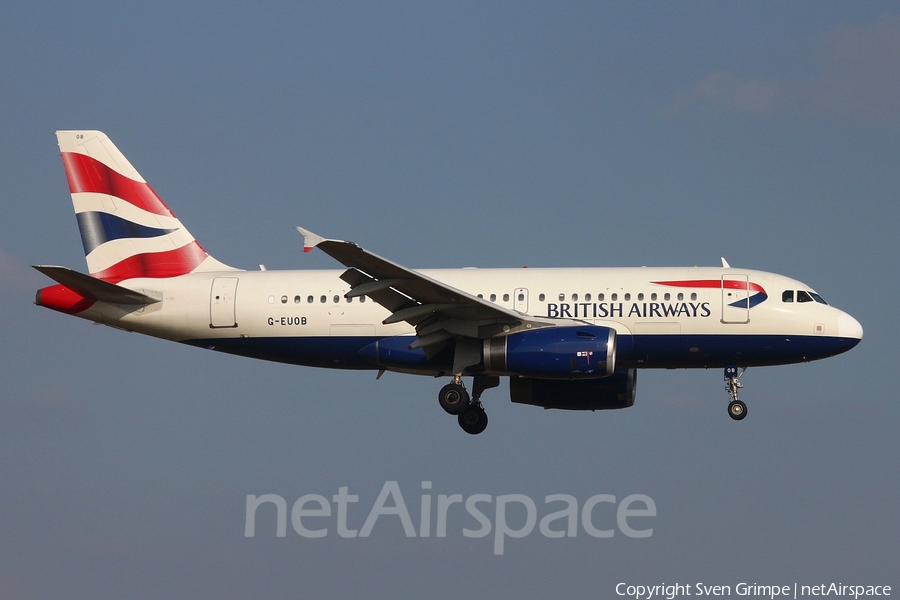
<box><xmin>339</xmin><ymin>268</ymin><xmax>416</xmax><ymax>314</ymax></box>
<box><xmin>382</xmin><ymin>302</ymin><xmax>457</xmax><ymax>325</ymax></box>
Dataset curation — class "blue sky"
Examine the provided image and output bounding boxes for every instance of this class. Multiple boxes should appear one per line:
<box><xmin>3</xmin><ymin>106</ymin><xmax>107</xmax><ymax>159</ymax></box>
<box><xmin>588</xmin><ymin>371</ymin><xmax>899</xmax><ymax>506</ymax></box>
<box><xmin>1</xmin><ymin>2</ymin><xmax>897</xmax><ymax>598</ymax></box>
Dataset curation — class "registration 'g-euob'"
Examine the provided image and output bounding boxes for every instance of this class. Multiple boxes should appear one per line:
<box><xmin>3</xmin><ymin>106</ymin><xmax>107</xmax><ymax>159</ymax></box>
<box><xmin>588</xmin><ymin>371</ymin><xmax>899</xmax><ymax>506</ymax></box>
<box><xmin>36</xmin><ymin>131</ymin><xmax>864</xmax><ymax>434</ymax></box>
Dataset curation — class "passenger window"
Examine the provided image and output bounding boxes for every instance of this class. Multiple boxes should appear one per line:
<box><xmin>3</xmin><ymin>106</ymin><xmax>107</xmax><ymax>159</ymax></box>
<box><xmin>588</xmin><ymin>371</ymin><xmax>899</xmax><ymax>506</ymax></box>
<box><xmin>281</xmin><ymin>295</ymin><xmax>288</xmax><ymax>304</ymax></box>
<box><xmin>517</xmin><ymin>293</ymin><xmax>525</xmax><ymax>302</ymax></box>
<box><xmin>637</xmin><ymin>293</ymin><xmax>644</xmax><ymax>301</ymax></box>
<box><xmin>611</xmin><ymin>293</ymin><xmax>618</xmax><ymax>301</ymax></box>
<box><xmin>598</xmin><ymin>293</ymin><xmax>605</xmax><ymax>301</ymax></box>
<box><xmin>307</xmin><ymin>295</ymin><xmax>314</xmax><ymax>303</ymax></box>
<box><xmin>797</xmin><ymin>290</ymin><xmax>813</xmax><ymax>303</ymax></box>
<box><xmin>782</xmin><ymin>290</ymin><xmax>794</xmax><ymax>303</ymax></box>
<box><xmin>664</xmin><ymin>293</ymin><xmax>670</xmax><ymax>301</ymax></box>
<box><xmin>320</xmin><ymin>295</ymin><xmax>327</xmax><ymax>303</ymax></box>
<box><xmin>677</xmin><ymin>293</ymin><xmax>684</xmax><ymax>301</ymax></box>
<box><xmin>559</xmin><ymin>293</ymin><xmax>565</xmax><ymax>301</ymax></box>
<box><xmin>333</xmin><ymin>295</ymin><xmax>340</xmax><ymax>304</ymax></box>
<box><xmin>624</xmin><ymin>293</ymin><xmax>631</xmax><ymax>301</ymax></box>
<box><xmin>294</xmin><ymin>295</ymin><xmax>301</xmax><ymax>304</ymax></box>
<box><xmin>585</xmin><ymin>293</ymin><xmax>591</xmax><ymax>301</ymax></box>
<box><xmin>477</xmin><ymin>294</ymin><xmax>483</xmax><ymax>299</ymax></box>
<box><xmin>503</xmin><ymin>293</ymin><xmax>510</xmax><ymax>302</ymax></box>
<box><xmin>691</xmin><ymin>292</ymin><xmax>697</xmax><ymax>301</ymax></box>
<box><xmin>539</xmin><ymin>293</ymin><xmax>545</xmax><ymax>302</ymax></box>
<box><xmin>359</xmin><ymin>296</ymin><xmax>366</xmax><ymax>303</ymax></box>
<box><xmin>572</xmin><ymin>293</ymin><xmax>579</xmax><ymax>302</ymax></box>
<box><xmin>651</xmin><ymin>293</ymin><xmax>657</xmax><ymax>301</ymax></box>
<box><xmin>490</xmin><ymin>293</ymin><xmax>497</xmax><ymax>302</ymax></box>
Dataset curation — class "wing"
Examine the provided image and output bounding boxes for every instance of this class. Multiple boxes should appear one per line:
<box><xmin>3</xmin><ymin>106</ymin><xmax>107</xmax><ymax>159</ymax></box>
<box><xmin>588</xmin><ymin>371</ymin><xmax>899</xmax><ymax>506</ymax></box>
<box><xmin>297</xmin><ymin>227</ymin><xmax>552</xmax><ymax>359</ymax></box>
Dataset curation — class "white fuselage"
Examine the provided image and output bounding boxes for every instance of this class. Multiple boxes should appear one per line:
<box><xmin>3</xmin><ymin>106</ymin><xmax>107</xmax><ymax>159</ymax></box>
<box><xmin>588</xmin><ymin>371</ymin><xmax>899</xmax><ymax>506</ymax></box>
<box><xmin>72</xmin><ymin>265</ymin><xmax>862</xmax><ymax>373</ymax></box>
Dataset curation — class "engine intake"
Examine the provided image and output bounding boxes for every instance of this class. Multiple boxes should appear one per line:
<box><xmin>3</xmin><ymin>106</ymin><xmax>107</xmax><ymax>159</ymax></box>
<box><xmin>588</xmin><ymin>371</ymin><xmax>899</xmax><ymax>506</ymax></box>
<box><xmin>483</xmin><ymin>325</ymin><xmax>616</xmax><ymax>378</ymax></box>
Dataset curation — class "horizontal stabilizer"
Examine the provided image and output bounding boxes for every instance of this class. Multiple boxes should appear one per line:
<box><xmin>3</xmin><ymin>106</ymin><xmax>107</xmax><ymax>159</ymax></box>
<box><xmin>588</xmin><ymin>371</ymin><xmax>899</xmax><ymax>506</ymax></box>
<box><xmin>33</xmin><ymin>265</ymin><xmax>159</xmax><ymax>305</ymax></box>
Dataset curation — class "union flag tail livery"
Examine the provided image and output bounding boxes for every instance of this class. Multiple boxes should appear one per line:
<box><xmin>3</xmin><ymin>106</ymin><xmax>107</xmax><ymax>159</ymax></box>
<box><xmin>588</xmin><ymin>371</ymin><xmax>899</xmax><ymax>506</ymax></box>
<box><xmin>57</xmin><ymin>130</ymin><xmax>234</xmax><ymax>281</ymax></box>
<box><xmin>35</xmin><ymin>130</ymin><xmax>863</xmax><ymax>434</ymax></box>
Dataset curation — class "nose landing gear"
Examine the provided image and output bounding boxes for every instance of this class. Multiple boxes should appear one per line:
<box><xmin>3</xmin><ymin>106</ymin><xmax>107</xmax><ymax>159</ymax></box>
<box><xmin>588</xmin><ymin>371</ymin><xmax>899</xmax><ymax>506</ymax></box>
<box><xmin>725</xmin><ymin>365</ymin><xmax>747</xmax><ymax>420</ymax></box>
<box><xmin>437</xmin><ymin>374</ymin><xmax>499</xmax><ymax>434</ymax></box>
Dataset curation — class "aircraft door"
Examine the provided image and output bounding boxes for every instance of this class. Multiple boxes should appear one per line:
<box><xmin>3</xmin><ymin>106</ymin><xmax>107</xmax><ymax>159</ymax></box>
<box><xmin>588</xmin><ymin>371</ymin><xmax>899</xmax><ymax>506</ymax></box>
<box><xmin>210</xmin><ymin>277</ymin><xmax>239</xmax><ymax>328</ymax></box>
<box><xmin>514</xmin><ymin>288</ymin><xmax>528</xmax><ymax>313</ymax></box>
<box><xmin>721</xmin><ymin>274</ymin><xmax>750</xmax><ymax>324</ymax></box>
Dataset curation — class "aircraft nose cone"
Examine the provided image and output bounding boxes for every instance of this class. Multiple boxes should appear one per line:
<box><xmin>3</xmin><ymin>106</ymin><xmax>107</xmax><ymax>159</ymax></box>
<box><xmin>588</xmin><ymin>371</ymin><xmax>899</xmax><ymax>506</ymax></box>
<box><xmin>838</xmin><ymin>312</ymin><xmax>864</xmax><ymax>340</ymax></box>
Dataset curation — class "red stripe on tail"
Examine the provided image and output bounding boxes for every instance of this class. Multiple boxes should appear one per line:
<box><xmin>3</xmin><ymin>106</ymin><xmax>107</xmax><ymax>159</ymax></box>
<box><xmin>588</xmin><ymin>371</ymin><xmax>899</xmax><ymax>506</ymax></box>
<box><xmin>91</xmin><ymin>242</ymin><xmax>208</xmax><ymax>283</ymax></box>
<box><xmin>61</xmin><ymin>152</ymin><xmax>174</xmax><ymax>217</ymax></box>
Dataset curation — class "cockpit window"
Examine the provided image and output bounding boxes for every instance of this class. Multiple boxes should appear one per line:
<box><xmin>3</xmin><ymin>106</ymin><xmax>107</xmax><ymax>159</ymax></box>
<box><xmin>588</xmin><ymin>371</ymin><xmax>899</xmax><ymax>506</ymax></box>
<box><xmin>810</xmin><ymin>292</ymin><xmax>828</xmax><ymax>305</ymax></box>
<box><xmin>796</xmin><ymin>290</ymin><xmax>813</xmax><ymax>303</ymax></box>
<box><xmin>782</xmin><ymin>290</ymin><xmax>794</xmax><ymax>303</ymax></box>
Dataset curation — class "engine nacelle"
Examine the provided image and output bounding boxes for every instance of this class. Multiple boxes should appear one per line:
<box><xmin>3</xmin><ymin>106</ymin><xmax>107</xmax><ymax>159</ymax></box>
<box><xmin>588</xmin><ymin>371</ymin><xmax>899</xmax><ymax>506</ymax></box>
<box><xmin>483</xmin><ymin>325</ymin><xmax>616</xmax><ymax>378</ymax></box>
<box><xmin>509</xmin><ymin>369</ymin><xmax>637</xmax><ymax>410</ymax></box>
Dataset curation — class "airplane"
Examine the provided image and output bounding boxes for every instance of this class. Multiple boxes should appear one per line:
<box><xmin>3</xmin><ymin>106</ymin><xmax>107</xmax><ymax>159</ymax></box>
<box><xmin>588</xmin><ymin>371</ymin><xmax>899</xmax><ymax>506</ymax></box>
<box><xmin>34</xmin><ymin>130</ymin><xmax>863</xmax><ymax>434</ymax></box>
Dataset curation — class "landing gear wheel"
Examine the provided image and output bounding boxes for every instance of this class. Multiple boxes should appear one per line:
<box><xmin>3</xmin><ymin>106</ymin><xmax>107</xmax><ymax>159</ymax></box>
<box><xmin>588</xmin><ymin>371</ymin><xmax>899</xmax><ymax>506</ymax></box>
<box><xmin>728</xmin><ymin>400</ymin><xmax>747</xmax><ymax>421</ymax></box>
<box><xmin>724</xmin><ymin>366</ymin><xmax>748</xmax><ymax>421</ymax></box>
<box><xmin>438</xmin><ymin>383</ymin><xmax>470</xmax><ymax>415</ymax></box>
<box><xmin>458</xmin><ymin>405</ymin><xmax>488</xmax><ymax>435</ymax></box>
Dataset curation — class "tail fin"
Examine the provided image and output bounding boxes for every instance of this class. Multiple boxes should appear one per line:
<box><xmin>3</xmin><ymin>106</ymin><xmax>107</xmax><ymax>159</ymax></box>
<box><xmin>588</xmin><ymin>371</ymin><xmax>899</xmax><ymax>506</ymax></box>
<box><xmin>57</xmin><ymin>130</ymin><xmax>237</xmax><ymax>282</ymax></box>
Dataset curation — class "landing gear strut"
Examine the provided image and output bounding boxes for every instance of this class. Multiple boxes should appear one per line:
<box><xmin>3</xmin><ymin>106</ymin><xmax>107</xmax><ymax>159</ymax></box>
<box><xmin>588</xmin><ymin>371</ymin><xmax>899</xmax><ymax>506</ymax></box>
<box><xmin>725</xmin><ymin>365</ymin><xmax>747</xmax><ymax>421</ymax></box>
<box><xmin>437</xmin><ymin>375</ymin><xmax>499</xmax><ymax>434</ymax></box>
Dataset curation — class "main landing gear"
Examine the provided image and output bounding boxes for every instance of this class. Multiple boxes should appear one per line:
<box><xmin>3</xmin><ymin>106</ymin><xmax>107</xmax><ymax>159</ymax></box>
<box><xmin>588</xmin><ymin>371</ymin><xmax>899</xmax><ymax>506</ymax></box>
<box><xmin>725</xmin><ymin>365</ymin><xmax>747</xmax><ymax>421</ymax></box>
<box><xmin>438</xmin><ymin>374</ymin><xmax>499</xmax><ymax>435</ymax></box>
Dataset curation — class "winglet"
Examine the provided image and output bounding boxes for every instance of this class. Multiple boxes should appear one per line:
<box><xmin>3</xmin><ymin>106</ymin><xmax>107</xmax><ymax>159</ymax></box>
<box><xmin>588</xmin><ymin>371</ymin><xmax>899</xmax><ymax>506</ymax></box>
<box><xmin>296</xmin><ymin>227</ymin><xmax>327</xmax><ymax>253</ymax></box>
<box><xmin>721</xmin><ymin>257</ymin><xmax>731</xmax><ymax>269</ymax></box>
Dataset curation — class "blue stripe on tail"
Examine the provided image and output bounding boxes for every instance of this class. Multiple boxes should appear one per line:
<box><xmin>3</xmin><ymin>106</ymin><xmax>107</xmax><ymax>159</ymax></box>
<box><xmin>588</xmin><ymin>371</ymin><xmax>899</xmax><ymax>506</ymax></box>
<box><xmin>76</xmin><ymin>211</ymin><xmax>177</xmax><ymax>255</ymax></box>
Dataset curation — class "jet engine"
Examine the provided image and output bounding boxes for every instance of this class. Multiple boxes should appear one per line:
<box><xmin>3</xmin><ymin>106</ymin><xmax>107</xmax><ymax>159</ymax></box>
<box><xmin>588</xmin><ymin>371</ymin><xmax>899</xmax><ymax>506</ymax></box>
<box><xmin>483</xmin><ymin>325</ymin><xmax>617</xmax><ymax>378</ymax></box>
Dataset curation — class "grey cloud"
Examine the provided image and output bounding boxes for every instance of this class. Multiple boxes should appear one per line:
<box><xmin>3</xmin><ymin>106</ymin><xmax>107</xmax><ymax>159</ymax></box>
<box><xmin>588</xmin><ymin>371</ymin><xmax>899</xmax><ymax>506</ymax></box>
<box><xmin>679</xmin><ymin>15</ymin><xmax>900</xmax><ymax>125</ymax></box>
